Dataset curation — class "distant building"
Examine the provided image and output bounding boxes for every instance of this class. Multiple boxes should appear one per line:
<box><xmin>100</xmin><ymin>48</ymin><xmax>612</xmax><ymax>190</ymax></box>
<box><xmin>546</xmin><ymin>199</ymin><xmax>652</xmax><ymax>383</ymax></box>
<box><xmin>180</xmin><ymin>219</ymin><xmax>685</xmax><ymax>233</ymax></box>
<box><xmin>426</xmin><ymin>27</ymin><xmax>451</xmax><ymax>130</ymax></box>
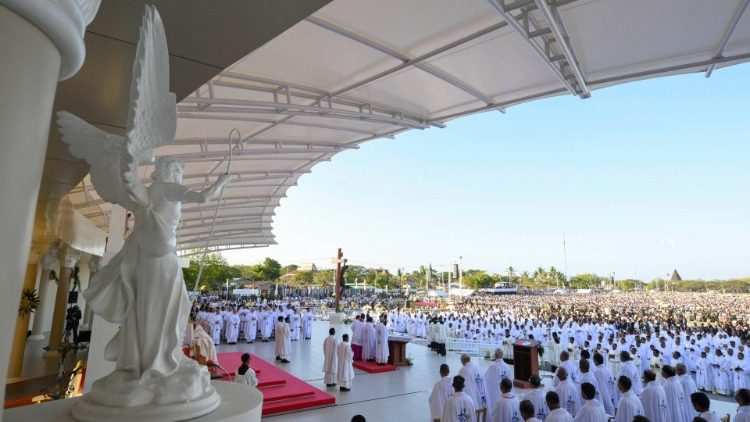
<box><xmin>671</xmin><ymin>270</ymin><xmax>682</xmax><ymax>282</ymax></box>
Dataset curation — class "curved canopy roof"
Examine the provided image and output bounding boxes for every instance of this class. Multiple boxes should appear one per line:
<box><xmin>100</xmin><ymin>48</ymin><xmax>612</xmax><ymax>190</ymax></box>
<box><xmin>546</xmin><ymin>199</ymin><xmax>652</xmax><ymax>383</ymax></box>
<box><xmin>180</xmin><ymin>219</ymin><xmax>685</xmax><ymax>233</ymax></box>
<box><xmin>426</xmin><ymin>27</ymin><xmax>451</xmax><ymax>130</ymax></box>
<box><xmin>69</xmin><ymin>0</ymin><xmax>750</xmax><ymax>252</ymax></box>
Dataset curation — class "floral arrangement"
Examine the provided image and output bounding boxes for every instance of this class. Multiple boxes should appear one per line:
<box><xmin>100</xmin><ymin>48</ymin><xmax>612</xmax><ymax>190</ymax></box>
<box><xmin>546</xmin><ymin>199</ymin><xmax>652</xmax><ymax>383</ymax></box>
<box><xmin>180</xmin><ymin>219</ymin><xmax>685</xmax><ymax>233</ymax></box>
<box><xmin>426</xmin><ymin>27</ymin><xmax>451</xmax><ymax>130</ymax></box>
<box><xmin>343</xmin><ymin>318</ymin><xmax>353</xmax><ymax>324</ymax></box>
<box><xmin>405</xmin><ymin>356</ymin><xmax>414</xmax><ymax>366</ymax></box>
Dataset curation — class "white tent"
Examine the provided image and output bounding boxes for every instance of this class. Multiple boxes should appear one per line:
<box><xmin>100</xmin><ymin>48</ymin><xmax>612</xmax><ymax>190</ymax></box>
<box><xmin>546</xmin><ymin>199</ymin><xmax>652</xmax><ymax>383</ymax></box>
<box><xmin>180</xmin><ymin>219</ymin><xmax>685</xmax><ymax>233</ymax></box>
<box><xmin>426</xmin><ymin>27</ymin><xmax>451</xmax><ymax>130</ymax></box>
<box><xmin>68</xmin><ymin>0</ymin><xmax>750</xmax><ymax>252</ymax></box>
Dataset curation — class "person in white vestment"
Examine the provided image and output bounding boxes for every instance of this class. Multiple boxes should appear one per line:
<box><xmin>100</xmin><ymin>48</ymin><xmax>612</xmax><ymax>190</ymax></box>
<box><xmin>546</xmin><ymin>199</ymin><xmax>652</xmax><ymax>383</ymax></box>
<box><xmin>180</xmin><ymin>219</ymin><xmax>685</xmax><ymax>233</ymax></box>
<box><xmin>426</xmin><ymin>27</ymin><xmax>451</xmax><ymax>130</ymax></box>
<box><xmin>210</xmin><ymin>308</ymin><xmax>222</xmax><ymax>345</ymax></box>
<box><xmin>618</xmin><ymin>351</ymin><xmax>643</xmax><ymax>396</ymax></box>
<box><xmin>574</xmin><ymin>382</ymin><xmax>609</xmax><ymax>422</ymax></box>
<box><xmin>520</xmin><ymin>399</ymin><xmax>542</xmax><ymax>422</ymax></box>
<box><xmin>302</xmin><ymin>309</ymin><xmax>313</xmax><ymax>340</ymax></box>
<box><xmin>279</xmin><ymin>316</ymin><xmax>292</xmax><ymax>363</ymax></box>
<box><xmin>555</xmin><ymin>367</ymin><xmax>581</xmax><ymax>417</ymax></box>
<box><xmin>442</xmin><ymin>375</ymin><xmax>477</xmax><ymax>422</ymax></box>
<box><xmin>735</xmin><ymin>388</ymin><xmax>750</xmax><ymax>422</ymax></box>
<box><xmin>554</xmin><ymin>351</ymin><xmax>580</xmax><ymax>387</ymax></box>
<box><xmin>337</xmin><ymin>334</ymin><xmax>355</xmax><ymax>391</ymax></box>
<box><xmin>243</xmin><ymin>308</ymin><xmax>257</xmax><ymax>344</ymax></box>
<box><xmin>640</xmin><ymin>369</ymin><xmax>669</xmax><ymax>422</ymax></box>
<box><xmin>274</xmin><ymin>316</ymin><xmax>285</xmax><ymax>360</ymax></box>
<box><xmin>375</xmin><ymin>317</ymin><xmax>390</xmax><ymax>365</ymax></box>
<box><xmin>193</xmin><ymin>321</ymin><xmax>218</xmax><ymax>364</ymax></box>
<box><xmin>689</xmin><ymin>392</ymin><xmax>721</xmax><ymax>422</ymax></box>
<box><xmin>490</xmin><ymin>378</ymin><xmax>521</xmax><ymax>422</ymax></box>
<box><xmin>593</xmin><ymin>353</ymin><xmax>617</xmax><ymax>416</ymax></box>
<box><xmin>351</xmin><ymin>314</ymin><xmax>364</xmax><ymax>360</ymax></box>
<box><xmin>578</xmin><ymin>359</ymin><xmax>603</xmax><ymax>405</ymax></box>
<box><xmin>363</xmin><ymin>316</ymin><xmax>377</xmax><ymax>361</ymax></box>
<box><xmin>225</xmin><ymin>309</ymin><xmax>240</xmax><ymax>344</ymax></box>
<box><xmin>429</xmin><ymin>364</ymin><xmax>454</xmax><ymax>422</ymax></box>
<box><xmin>614</xmin><ymin>375</ymin><xmax>644</xmax><ymax>422</ymax></box>
<box><xmin>323</xmin><ymin>327</ymin><xmax>338</xmax><ymax>387</ymax></box>
<box><xmin>734</xmin><ymin>352</ymin><xmax>749</xmax><ymax>391</ymax></box>
<box><xmin>522</xmin><ymin>374</ymin><xmax>549</xmax><ymax>421</ymax></box>
<box><xmin>661</xmin><ymin>365</ymin><xmax>689</xmax><ymax>422</ymax></box>
<box><xmin>546</xmin><ymin>391</ymin><xmax>574</xmax><ymax>422</ymax></box>
<box><xmin>459</xmin><ymin>354</ymin><xmax>489</xmax><ymax>410</ymax></box>
<box><xmin>676</xmin><ymin>364</ymin><xmax>698</xmax><ymax>420</ymax></box>
<box><xmin>235</xmin><ymin>353</ymin><xmax>258</xmax><ymax>388</ymax></box>
<box><xmin>484</xmin><ymin>349</ymin><xmax>513</xmax><ymax>412</ymax></box>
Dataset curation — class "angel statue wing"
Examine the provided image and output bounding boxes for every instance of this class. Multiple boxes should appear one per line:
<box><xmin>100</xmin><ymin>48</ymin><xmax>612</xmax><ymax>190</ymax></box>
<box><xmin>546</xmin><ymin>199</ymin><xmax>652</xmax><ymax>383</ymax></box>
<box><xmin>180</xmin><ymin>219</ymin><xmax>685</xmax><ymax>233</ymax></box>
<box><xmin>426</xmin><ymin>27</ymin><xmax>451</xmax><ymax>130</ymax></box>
<box><xmin>58</xmin><ymin>5</ymin><xmax>176</xmax><ymax>211</ymax></box>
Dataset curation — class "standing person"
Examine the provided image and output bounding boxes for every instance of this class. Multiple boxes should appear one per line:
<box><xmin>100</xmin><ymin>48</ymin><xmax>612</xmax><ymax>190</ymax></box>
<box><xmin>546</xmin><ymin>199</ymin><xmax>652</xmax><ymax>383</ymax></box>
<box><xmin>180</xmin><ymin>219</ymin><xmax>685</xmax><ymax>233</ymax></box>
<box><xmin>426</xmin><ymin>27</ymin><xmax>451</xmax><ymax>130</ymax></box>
<box><xmin>428</xmin><ymin>364</ymin><xmax>453</xmax><ymax>422</ymax></box>
<box><xmin>280</xmin><ymin>316</ymin><xmax>292</xmax><ymax>363</ymax></box>
<box><xmin>522</xmin><ymin>374</ymin><xmax>549</xmax><ymax>421</ymax></box>
<box><xmin>290</xmin><ymin>308</ymin><xmax>300</xmax><ymax>341</ymax></box>
<box><xmin>618</xmin><ymin>351</ymin><xmax>643</xmax><ymax>396</ymax></box>
<box><xmin>520</xmin><ymin>399</ymin><xmax>542</xmax><ymax>422</ymax></box>
<box><xmin>375</xmin><ymin>317</ymin><xmax>390</xmax><ymax>365</ymax></box>
<box><xmin>302</xmin><ymin>308</ymin><xmax>313</xmax><ymax>340</ymax></box>
<box><xmin>676</xmin><ymin>363</ymin><xmax>698</xmax><ymax>420</ymax></box>
<box><xmin>274</xmin><ymin>316</ymin><xmax>284</xmax><ymax>361</ymax></box>
<box><xmin>235</xmin><ymin>353</ymin><xmax>258</xmax><ymax>388</ymax></box>
<box><xmin>735</xmin><ymin>388</ymin><xmax>750</xmax><ymax>422</ymax></box>
<box><xmin>689</xmin><ymin>392</ymin><xmax>721</xmax><ymax>422</ymax></box>
<box><xmin>545</xmin><ymin>391</ymin><xmax>574</xmax><ymax>422</ymax></box>
<box><xmin>351</xmin><ymin>314</ymin><xmax>363</xmax><ymax>360</ymax></box>
<box><xmin>574</xmin><ymin>383</ymin><xmax>608</xmax><ymax>422</ymax></box>
<box><xmin>555</xmin><ymin>367</ymin><xmax>581</xmax><ymax>418</ymax></box>
<box><xmin>640</xmin><ymin>369</ymin><xmax>668</xmax><ymax>422</ymax></box>
<box><xmin>363</xmin><ymin>316</ymin><xmax>377</xmax><ymax>361</ymax></box>
<box><xmin>322</xmin><ymin>328</ymin><xmax>338</xmax><ymax>387</ymax></box>
<box><xmin>614</xmin><ymin>375</ymin><xmax>644</xmax><ymax>422</ymax></box>
<box><xmin>485</xmin><ymin>349</ymin><xmax>513</xmax><ymax>411</ymax></box>
<box><xmin>210</xmin><ymin>308</ymin><xmax>222</xmax><ymax>345</ymax></box>
<box><xmin>226</xmin><ymin>308</ymin><xmax>240</xmax><ymax>345</ymax></box>
<box><xmin>441</xmin><ymin>375</ymin><xmax>477</xmax><ymax>422</ymax></box>
<box><xmin>578</xmin><ymin>359</ymin><xmax>602</xmax><ymax>404</ymax></box>
<box><xmin>593</xmin><ymin>353</ymin><xmax>617</xmax><ymax>416</ymax></box>
<box><xmin>337</xmin><ymin>334</ymin><xmax>355</xmax><ymax>391</ymax></box>
<box><xmin>459</xmin><ymin>354</ymin><xmax>489</xmax><ymax>411</ymax></box>
<box><xmin>489</xmin><ymin>378</ymin><xmax>521</xmax><ymax>422</ymax></box>
<box><xmin>260</xmin><ymin>307</ymin><xmax>272</xmax><ymax>342</ymax></box>
<box><xmin>661</xmin><ymin>365</ymin><xmax>689</xmax><ymax>422</ymax></box>
<box><xmin>243</xmin><ymin>308</ymin><xmax>257</xmax><ymax>344</ymax></box>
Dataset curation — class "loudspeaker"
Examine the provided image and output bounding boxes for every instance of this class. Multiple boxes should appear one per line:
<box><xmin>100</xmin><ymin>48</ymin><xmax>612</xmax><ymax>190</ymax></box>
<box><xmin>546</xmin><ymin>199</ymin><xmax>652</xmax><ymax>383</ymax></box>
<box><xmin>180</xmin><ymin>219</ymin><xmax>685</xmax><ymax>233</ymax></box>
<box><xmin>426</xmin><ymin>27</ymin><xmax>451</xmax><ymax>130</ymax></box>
<box><xmin>67</xmin><ymin>291</ymin><xmax>78</xmax><ymax>304</ymax></box>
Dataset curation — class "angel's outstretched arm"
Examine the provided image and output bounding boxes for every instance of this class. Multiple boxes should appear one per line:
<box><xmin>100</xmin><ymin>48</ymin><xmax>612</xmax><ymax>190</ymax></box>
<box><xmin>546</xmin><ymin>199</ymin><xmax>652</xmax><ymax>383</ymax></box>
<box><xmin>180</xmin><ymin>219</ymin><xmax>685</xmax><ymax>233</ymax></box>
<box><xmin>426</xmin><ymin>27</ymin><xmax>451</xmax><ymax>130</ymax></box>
<box><xmin>182</xmin><ymin>174</ymin><xmax>231</xmax><ymax>204</ymax></box>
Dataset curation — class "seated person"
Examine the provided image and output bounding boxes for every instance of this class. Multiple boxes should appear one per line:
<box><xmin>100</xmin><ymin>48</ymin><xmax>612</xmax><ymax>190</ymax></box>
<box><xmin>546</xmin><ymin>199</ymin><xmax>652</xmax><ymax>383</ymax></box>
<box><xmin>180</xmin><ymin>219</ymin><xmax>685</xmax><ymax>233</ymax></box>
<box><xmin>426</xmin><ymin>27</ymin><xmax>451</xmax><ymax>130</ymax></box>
<box><xmin>193</xmin><ymin>320</ymin><xmax>218</xmax><ymax>364</ymax></box>
<box><xmin>236</xmin><ymin>353</ymin><xmax>258</xmax><ymax>387</ymax></box>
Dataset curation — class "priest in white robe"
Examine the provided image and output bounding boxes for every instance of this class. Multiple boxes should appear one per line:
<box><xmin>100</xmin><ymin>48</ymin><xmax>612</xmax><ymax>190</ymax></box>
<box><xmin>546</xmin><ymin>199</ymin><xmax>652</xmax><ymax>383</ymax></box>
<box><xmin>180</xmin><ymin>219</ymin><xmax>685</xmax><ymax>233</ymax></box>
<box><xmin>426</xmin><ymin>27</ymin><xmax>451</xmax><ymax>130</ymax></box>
<box><xmin>322</xmin><ymin>327</ymin><xmax>338</xmax><ymax>387</ymax></box>
<box><xmin>337</xmin><ymin>334</ymin><xmax>355</xmax><ymax>391</ymax></box>
<box><xmin>735</xmin><ymin>388</ymin><xmax>750</xmax><ymax>422</ymax></box>
<box><xmin>225</xmin><ymin>309</ymin><xmax>240</xmax><ymax>344</ymax></box>
<box><xmin>442</xmin><ymin>375</ymin><xmax>477</xmax><ymax>422</ymax></box>
<box><xmin>690</xmin><ymin>391</ymin><xmax>722</xmax><ymax>422</ymax></box>
<box><xmin>661</xmin><ymin>365</ymin><xmax>689</xmax><ymax>422</ymax></box>
<box><xmin>490</xmin><ymin>378</ymin><xmax>521</xmax><ymax>422</ymax></box>
<box><xmin>193</xmin><ymin>321</ymin><xmax>218</xmax><ymax>364</ymax></box>
<box><xmin>485</xmin><ymin>349</ymin><xmax>513</xmax><ymax>412</ymax></box>
<box><xmin>546</xmin><ymin>391</ymin><xmax>575</xmax><ymax>422</ymax></box>
<box><xmin>640</xmin><ymin>369</ymin><xmax>668</xmax><ymax>422</ymax></box>
<box><xmin>375</xmin><ymin>317</ymin><xmax>390</xmax><ymax>365</ymax></box>
<box><xmin>593</xmin><ymin>353</ymin><xmax>617</xmax><ymax>416</ymax></box>
<box><xmin>555</xmin><ymin>367</ymin><xmax>581</xmax><ymax>417</ymax></box>
<box><xmin>614</xmin><ymin>375</ymin><xmax>644</xmax><ymax>422</ymax></box>
<box><xmin>429</xmin><ymin>364</ymin><xmax>454</xmax><ymax>422</ymax></box>
<box><xmin>274</xmin><ymin>316</ymin><xmax>285</xmax><ymax>360</ymax></box>
<box><xmin>459</xmin><ymin>354</ymin><xmax>490</xmax><ymax>410</ymax></box>
<box><xmin>278</xmin><ymin>316</ymin><xmax>292</xmax><ymax>363</ymax></box>
<box><xmin>574</xmin><ymin>382</ymin><xmax>609</xmax><ymax>422</ymax></box>
<box><xmin>676</xmin><ymin>364</ymin><xmax>698</xmax><ymax>420</ymax></box>
<box><xmin>520</xmin><ymin>399</ymin><xmax>542</xmax><ymax>422</ymax></box>
<box><xmin>522</xmin><ymin>374</ymin><xmax>549</xmax><ymax>421</ymax></box>
<box><xmin>363</xmin><ymin>317</ymin><xmax>377</xmax><ymax>361</ymax></box>
<box><xmin>242</xmin><ymin>308</ymin><xmax>257</xmax><ymax>343</ymax></box>
<box><xmin>578</xmin><ymin>359</ymin><xmax>603</xmax><ymax>404</ymax></box>
<box><xmin>618</xmin><ymin>351</ymin><xmax>643</xmax><ymax>396</ymax></box>
<box><xmin>235</xmin><ymin>352</ymin><xmax>258</xmax><ymax>388</ymax></box>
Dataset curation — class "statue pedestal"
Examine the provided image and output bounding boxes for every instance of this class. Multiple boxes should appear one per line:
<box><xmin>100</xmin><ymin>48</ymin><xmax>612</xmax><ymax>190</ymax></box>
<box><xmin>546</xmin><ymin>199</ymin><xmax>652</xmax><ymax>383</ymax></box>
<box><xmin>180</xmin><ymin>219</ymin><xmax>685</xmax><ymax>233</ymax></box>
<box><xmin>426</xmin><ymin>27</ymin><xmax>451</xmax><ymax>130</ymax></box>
<box><xmin>5</xmin><ymin>381</ymin><xmax>263</xmax><ymax>422</ymax></box>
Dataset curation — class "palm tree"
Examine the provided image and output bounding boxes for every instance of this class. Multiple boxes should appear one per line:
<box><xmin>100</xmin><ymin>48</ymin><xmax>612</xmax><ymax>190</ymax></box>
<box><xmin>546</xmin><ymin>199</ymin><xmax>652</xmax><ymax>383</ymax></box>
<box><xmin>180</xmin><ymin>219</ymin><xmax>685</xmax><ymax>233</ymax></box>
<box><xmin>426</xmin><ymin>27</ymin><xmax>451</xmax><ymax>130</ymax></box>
<box><xmin>507</xmin><ymin>266</ymin><xmax>515</xmax><ymax>284</ymax></box>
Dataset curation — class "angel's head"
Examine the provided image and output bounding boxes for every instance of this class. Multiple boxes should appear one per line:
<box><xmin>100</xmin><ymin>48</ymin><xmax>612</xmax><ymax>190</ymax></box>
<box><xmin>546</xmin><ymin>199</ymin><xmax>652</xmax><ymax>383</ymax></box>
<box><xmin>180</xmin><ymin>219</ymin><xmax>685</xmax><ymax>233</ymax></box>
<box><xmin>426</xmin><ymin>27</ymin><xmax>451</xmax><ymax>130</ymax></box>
<box><xmin>152</xmin><ymin>157</ymin><xmax>184</xmax><ymax>183</ymax></box>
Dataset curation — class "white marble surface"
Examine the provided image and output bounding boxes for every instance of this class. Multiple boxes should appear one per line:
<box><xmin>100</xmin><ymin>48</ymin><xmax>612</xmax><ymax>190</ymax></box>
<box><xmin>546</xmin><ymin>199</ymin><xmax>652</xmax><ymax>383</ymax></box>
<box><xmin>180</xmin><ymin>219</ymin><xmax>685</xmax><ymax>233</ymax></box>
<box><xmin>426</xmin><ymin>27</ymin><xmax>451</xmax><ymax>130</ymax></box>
<box><xmin>5</xmin><ymin>381</ymin><xmax>262</xmax><ymax>422</ymax></box>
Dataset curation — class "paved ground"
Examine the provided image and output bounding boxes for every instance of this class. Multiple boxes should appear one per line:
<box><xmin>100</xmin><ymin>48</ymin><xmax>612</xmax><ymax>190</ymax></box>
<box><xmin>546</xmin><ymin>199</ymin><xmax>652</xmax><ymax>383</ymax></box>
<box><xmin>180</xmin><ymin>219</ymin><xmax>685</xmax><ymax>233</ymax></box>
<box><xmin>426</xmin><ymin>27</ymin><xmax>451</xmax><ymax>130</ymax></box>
<box><xmin>215</xmin><ymin>321</ymin><xmax>740</xmax><ymax>421</ymax></box>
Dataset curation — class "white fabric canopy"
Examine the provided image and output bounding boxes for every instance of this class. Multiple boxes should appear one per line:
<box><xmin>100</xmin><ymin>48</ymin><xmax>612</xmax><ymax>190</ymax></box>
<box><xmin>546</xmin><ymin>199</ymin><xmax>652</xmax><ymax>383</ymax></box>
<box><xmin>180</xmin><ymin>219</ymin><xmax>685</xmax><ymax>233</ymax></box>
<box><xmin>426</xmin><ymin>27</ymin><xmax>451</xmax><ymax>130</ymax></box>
<box><xmin>69</xmin><ymin>0</ymin><xmax>750</xmax><ymax>251</ymax></box>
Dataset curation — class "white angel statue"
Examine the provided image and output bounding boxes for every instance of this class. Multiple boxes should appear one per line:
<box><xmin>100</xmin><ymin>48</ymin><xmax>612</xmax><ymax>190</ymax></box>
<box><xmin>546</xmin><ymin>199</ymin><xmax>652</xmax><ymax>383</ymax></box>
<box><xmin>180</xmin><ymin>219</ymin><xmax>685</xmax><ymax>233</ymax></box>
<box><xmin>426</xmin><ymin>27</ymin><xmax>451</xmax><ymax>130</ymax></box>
<box><xmin>57</xmin><ymin>6</ymin><xmax>227</xmax><ymax>420</ymax></box>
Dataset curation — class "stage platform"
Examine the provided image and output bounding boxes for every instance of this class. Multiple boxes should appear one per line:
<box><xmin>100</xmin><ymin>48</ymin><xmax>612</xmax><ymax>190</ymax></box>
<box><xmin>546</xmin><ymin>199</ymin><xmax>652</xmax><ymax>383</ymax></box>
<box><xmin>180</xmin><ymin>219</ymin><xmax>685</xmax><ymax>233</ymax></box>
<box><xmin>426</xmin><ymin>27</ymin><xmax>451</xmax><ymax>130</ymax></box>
<box><xmin>216</xmin><ymin>352</ymin><xmax>335</xmax><ymax>416</ymax></box>
<box><xmin>352</xmin><ymin>360</ymin><xmax>396</xmax><ymax>373</ymax></box>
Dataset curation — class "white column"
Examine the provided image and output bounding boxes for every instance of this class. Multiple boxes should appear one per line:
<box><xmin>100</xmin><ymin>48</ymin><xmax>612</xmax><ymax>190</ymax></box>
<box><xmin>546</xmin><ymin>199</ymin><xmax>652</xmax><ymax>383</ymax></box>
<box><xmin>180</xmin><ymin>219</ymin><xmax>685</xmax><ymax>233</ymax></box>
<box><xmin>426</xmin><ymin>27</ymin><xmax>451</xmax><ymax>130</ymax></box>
<box><xmin>29</xmin><ymin>247</ymin><xmax>60</xmax><ymax>340</ymax></box>
<box><xmin>0</xmin><ymin>1</ymin><xmax>100</xmax><ymax>415</ymax></box>
<box><xmin>84</xmin><ymin>205</ymin><xmax>126</xmax><ymax>392</ymax></box>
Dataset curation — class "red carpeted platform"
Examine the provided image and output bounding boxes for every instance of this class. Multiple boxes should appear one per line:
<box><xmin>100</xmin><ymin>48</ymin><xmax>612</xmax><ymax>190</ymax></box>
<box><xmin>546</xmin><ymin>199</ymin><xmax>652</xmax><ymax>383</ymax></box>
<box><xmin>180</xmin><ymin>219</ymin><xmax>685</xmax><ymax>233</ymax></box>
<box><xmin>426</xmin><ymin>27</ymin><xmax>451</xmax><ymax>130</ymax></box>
<box><xmin>352</xmin><ymin>359</ymin><xmax>397</xmax><ymax>373</ymax></box>
<box><xmin>216</xmin><ymin>352</ymin><xmax>335</xmax><ymax>416</ymax></box>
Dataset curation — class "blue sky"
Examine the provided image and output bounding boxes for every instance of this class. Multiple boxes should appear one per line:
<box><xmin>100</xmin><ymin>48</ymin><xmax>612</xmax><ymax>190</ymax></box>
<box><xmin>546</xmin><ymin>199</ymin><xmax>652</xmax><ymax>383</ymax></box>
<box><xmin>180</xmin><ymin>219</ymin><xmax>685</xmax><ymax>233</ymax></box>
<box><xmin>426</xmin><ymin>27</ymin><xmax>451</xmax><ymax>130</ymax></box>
<box><xmin>224</xmin><ymin>64</ymin><xmax>750</xmax><ymax>281</ymax></box>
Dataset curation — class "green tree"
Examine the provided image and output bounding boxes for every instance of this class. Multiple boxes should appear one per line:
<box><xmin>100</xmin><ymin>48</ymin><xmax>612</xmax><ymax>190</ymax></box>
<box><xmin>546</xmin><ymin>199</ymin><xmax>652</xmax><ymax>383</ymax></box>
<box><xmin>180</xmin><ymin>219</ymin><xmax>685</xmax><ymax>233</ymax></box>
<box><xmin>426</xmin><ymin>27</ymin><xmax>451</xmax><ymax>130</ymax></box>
<box><xmin>280</xmin><ymin>264</ymin><xmax>299</xmax><ymax>275</ymax></box>
<box><xmin>183</xmin><ymin>253</ymin><xmax>235</xmax><ymax>291</ymax></box>
<box><xmin>463</xmin><ymin>270</ymin><xmax>495</xmax><ymax>289</ymax></box>
<box><xmin>253</xmin><ymin>257</ymin><xmax>282</xmax><ymax>281</ymax></box>
<box><xmin>569</xmin><ymin>273</ymin><xmax>604</xmax><ymax>289</ymax></box>
<box><xmin>291</xmin><ymin>271</ymin><xmax>314</xmax><ymax>286</ymax></box>
<box><xmin>314</xmin><ymin>269</ymin><xmax>335</xmax><ymax>288</ymax></box>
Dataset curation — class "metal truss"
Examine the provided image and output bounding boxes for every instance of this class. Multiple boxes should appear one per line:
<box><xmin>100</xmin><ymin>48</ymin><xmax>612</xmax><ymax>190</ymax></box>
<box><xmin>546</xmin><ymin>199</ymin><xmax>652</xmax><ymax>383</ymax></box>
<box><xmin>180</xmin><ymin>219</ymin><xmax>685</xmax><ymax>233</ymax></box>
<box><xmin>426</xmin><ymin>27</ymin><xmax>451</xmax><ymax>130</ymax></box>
<box><xmin>487</xmin><ymin>0</ymin><xmax>589</xmax><ymax>98</ymax></box>
<box><xmin>705</xmin><ymin>0</ymin><xmax>749</xmax><ymax>77</ymax></box>
<box><xmin>178</xmin><ymin>244</ymin><xmax>271</xmax><ymax>255</ymax></box>
<box><xmin>173</xmin><ymin>137</ymin><xmax>360</xmax><ymax>150</ymax></box>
